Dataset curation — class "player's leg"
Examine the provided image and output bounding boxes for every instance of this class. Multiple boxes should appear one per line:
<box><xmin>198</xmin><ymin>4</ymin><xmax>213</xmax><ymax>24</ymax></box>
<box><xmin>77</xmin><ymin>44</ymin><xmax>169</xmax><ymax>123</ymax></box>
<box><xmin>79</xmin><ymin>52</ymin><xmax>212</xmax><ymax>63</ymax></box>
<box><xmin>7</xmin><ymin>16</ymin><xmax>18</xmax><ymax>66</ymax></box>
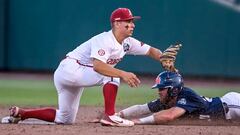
<box><xmin>3</xmin><ymin>59</ymin><xmax>88</xmax><ymax>124</ymax></box>
<box><xmin>102</xmin><ymin>77</ymin><xmax>120</xmax><ymax>116</ymax></box>
<box><xmin>54</xmin><ymin>58</ymin><xmax>106</xmax><ymax>124</ymax></box>
<box><xmin>103</xmin><ymin>81</ymin><xmax>119</xmax><ymax>116</ymax></box>
<box><xmin>74</xmin><ymin>66</ymin><xmax>120</xmax><ymax>117</ymax></box>
<box><xmin>6</xmin><ymin>65</ymin><xmax>66</xmax><ymax>123</ymax></box>
<box><xmin>53</xmin><ymin>64</ymin><xmax>85</xmax><ymax>124</ymax></box>
<box><xmin>7</xmin><ymin>63</ymin><xmax>83</xmax><ymax>124</ymax></box>
<box><xmin>54</xmin><ymin>87</ymin><xmax>84</xmax><ymax>124</ymax></box>
<box><xmin>9</xmin><ymin>106</ymin><xmax>56</xmax><ymax>122</ymax></box>
<box><xmin>100</xmin><ymin>77</ymin><xmax>134</xmax><ymax>126</ymax></box>
<box><xmin>221</xmin><ymin>92</ymin><xmax>240</xmax><ymax>120</ymax></box>
<box><xmin>1</xmin><ymin>106</ymin><xmax>56</xmax><ymax>124</ymax></box>
<box><xmin>89</xmin><ymin>81</ymin><xmax>118</xmax><ymax>123</ymax></box>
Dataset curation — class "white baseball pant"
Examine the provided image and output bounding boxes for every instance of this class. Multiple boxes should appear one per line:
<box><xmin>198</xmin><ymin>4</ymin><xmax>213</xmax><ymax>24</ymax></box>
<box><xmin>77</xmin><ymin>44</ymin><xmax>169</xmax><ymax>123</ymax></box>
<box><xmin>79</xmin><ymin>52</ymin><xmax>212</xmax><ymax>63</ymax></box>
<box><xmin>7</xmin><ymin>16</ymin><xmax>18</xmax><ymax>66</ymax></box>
<box><xmin>53</xmin><ymin>58</ymin><xmax>120</xmax><ymax>124</ymax></box>
<box><xmin>221</xmin><ymin>92</ymin><xmax>240</xmax><ymax>120</ymax></box>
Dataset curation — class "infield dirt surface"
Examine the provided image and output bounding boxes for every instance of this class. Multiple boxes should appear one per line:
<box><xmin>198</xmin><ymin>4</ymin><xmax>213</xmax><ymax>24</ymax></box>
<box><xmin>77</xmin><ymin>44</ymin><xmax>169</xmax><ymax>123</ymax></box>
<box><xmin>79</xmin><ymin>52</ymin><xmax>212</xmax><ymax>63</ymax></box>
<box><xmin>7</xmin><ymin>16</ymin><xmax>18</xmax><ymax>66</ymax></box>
<box><xmin>1</xmin><ymin>106</ymin><xmax>240</xmax><ymax>135</ymax></box>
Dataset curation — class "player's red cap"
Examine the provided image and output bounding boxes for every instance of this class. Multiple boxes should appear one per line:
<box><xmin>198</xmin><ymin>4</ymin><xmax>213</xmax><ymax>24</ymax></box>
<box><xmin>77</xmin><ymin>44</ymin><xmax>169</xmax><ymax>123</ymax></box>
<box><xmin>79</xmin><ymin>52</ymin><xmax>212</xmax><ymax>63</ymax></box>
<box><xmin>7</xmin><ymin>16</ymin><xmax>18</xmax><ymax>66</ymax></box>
<box><xmin>110</xmin><ymin>8</ymin><xmax>141</xmax><ymax>23</ymax></box>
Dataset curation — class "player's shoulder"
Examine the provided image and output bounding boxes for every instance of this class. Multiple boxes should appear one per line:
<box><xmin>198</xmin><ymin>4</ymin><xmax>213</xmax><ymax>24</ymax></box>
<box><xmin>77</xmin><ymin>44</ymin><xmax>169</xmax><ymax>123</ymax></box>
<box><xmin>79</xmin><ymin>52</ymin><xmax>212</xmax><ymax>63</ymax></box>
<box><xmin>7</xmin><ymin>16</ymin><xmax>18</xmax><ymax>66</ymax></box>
<box><xmin>177</xmin><ymin>88</ymin><xmax>199</xmax><ymax>106</ymax></box>
<box><xmin>124</xmin><ymin>37</ymin><xmax>138</xmax><ymax>43</ymax></box>
<box><xmin>123</xmin><ymin>37</ymin><xmax>146</xmax><ymax>47</ymax></box>
<box><xmin>179</xmin><ymin>87</ymin><xmax>199</xmax><ymax>97</ymax></box>
<box><xmin>92</xmin><ymin>31</ymin><xmax>111</xmax><ymax>40</ymax></box>
<box><xmin>90</xmin><ymin>30</ymin><xmax>115</xmax><ymax>47</ymax></box>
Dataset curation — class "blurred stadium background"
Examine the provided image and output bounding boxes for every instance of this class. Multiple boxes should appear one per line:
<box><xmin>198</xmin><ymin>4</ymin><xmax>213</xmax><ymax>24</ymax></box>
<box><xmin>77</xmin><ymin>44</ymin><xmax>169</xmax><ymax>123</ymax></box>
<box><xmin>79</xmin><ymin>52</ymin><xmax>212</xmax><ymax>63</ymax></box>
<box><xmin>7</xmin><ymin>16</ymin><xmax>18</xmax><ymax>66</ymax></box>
<box><xmin>0</xmin><ymin>0</ymin><xmax>240</xmax><ymax>106</ymax></box>
<box><xmin>1</xmin><ymin>0</ymin><xmax>240</xmax><ymax>77</ymax></box>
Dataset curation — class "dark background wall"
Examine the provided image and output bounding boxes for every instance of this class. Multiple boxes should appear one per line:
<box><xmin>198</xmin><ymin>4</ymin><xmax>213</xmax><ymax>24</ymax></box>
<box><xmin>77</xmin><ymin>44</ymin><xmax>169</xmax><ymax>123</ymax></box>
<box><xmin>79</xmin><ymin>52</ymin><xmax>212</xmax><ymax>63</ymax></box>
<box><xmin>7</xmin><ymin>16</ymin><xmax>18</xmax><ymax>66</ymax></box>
<box><xmin>1</xmin><ymin>0</ymin><xmax>240</xmax><ymax>78</ymax></box>
<box><xmin>0</xmin><ymin>0</ymin><xmax>6</xmax><ymax>69</ymax></box>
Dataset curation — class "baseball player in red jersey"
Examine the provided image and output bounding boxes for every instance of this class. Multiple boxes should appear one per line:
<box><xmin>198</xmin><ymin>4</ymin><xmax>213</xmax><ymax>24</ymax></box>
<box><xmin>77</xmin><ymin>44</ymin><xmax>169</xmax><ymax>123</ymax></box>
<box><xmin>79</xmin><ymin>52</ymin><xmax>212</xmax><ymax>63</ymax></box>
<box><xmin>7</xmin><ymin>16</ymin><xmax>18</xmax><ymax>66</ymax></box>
<box><xmin>2</xmin><ymin>8</ymin><xmax>180</xmax><ymax>126</ymax></box>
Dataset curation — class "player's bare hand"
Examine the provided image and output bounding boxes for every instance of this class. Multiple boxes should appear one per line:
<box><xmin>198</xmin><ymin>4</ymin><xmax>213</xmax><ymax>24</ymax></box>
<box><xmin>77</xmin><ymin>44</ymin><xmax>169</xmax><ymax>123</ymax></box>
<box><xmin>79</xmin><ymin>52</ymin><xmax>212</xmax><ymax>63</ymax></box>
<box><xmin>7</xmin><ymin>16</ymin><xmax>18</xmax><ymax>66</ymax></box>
<box><xmin>121</xmin><ymin>71</ymin><xmax>140</xmax><ymax>87</ymax></box>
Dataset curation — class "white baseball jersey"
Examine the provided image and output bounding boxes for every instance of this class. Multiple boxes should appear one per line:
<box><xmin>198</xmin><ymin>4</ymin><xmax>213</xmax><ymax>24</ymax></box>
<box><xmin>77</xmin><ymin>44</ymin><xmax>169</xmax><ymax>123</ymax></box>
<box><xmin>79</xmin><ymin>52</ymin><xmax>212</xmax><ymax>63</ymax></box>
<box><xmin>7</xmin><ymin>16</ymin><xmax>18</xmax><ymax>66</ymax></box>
<box><xmin>66</xmin><ymin>30</ymin><xmax>151</xmax><ymax>67</ymax></box>
<box><xmin>53</xmin><ymin>30</ymin><xmax>151</xmax><ymax>123</ymax></box>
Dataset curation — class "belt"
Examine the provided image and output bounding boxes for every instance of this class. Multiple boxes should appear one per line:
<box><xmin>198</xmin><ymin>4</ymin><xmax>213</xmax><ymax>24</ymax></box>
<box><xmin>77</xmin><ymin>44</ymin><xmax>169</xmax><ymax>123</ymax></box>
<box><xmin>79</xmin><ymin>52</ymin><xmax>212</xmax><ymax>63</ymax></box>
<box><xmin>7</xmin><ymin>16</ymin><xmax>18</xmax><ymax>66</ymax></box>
<box><xmin>65</xmin><ymin>56</ymin><xmax>93</xmax><ymax>68</ymax></box>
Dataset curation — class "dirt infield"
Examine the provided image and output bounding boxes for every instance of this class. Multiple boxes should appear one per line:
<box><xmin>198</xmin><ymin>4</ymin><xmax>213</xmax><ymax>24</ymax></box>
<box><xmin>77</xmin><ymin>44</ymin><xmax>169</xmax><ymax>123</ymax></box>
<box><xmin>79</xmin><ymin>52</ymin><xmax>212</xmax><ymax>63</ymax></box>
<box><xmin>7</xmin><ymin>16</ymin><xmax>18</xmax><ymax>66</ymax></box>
<box><xmin>1</xmin><ymin>106</ymin><xmax>240</xmax><ymax>135</ymax></box>
<box><xmin>1</xmin><ymin>72</ymin><xmax>240</xmax><ymax>135</ymax></box>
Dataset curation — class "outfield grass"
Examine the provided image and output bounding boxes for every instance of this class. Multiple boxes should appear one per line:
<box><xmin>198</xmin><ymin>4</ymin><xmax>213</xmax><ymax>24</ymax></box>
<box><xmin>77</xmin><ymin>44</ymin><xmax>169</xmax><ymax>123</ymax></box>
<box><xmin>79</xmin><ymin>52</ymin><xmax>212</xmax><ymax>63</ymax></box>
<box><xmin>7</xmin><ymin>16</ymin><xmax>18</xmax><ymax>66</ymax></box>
<box><xmin>0</xmin><ymin>79</ymin><xmax>240</xmax><ymax>107</ymax></box>
<box><xmin>0</xmin><ymin>79</ymin><xmax>157</xmax><ymax>107</ymax></box>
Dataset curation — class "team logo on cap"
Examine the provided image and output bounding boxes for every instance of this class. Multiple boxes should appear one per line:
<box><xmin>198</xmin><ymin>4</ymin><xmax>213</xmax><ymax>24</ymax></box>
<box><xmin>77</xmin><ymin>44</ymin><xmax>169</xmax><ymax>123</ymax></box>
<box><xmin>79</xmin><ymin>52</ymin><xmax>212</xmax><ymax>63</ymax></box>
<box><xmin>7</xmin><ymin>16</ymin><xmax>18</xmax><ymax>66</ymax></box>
<box><xmin>114</xmin><ymin>18</ymin><xmax>121</xmax><ymax>21</ymax></box>
<box><xmin>98</xmin><ymin>49</ymin><xmax>105</xmax><ymax>56</ymax></box>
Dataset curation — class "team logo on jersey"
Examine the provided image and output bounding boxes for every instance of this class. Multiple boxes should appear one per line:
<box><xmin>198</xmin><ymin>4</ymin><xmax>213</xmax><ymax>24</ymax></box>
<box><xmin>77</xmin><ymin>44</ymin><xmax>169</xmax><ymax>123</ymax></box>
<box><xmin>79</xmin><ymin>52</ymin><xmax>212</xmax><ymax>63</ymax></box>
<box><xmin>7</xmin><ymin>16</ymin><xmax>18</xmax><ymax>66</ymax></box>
<box><xmin>123</xmin><ymin>43</ymin><xmax>130</xmax><ymax>52</ymax></box>
<box><xmin>177</xmin><ymin>98</ymin><xmax>186</xmax><ymax>105</ymax></box>
<box><xmin>98</xmin><ymin>49</ymin><xmax>105</xmax><ymax>56</ymax></box>
<box><xmin>107</xmin><ymin>58</ymin><xmax>122</xmax><ymax>65</ymax></box>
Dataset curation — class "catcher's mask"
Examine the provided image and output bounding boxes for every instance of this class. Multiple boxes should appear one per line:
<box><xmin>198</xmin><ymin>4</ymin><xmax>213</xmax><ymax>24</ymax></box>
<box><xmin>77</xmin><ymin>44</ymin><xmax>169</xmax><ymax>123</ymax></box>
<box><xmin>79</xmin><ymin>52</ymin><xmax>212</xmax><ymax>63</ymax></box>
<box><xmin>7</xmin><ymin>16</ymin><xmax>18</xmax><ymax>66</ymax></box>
<box><xmin>152</xmin><ymin>71</ymin><xmax>183</xmax><ymax>97</ymax></box>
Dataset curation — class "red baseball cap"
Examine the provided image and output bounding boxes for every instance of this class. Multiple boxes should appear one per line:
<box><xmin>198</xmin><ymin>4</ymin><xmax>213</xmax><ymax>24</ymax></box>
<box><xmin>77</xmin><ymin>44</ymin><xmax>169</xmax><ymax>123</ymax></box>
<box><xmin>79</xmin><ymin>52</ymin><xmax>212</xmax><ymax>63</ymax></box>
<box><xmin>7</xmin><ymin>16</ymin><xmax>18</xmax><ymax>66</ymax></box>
<box><xmin>110</xmin><ymin>8</ymin><xmax>141</xmax><ymax>23</ymax></box>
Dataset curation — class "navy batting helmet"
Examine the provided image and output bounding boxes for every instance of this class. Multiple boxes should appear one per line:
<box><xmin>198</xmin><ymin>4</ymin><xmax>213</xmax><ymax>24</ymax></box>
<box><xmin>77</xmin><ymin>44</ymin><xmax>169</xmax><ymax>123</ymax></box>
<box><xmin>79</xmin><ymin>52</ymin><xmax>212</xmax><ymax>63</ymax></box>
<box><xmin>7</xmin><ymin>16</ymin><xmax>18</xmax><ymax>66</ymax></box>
<box><xmin>152</xmin><ymin>71</ymin><xmax>183</xmax><ymax>97</ymax></box>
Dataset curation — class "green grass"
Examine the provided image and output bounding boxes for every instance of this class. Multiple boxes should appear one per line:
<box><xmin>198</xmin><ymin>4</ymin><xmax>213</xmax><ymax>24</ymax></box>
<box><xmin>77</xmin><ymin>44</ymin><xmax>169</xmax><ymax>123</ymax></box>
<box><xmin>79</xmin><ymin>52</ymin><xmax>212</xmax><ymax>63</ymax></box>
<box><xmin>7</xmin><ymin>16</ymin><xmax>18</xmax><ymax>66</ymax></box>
<box><xmin>0</xmin><ymin>79</ymin><xmax>57</xmax><ymax>106</ymax></box>
<box><xmin>0</xmin><ymin>79</ymin><xmax>240</xmax><ymax>107</ymax></box>
<box><xmin>191</xmin><ymin>87</ymin><xmax>240</xmax><ymax>97</ymax></box>
<box><xmin>0</xmin><ymin>79</ymin><xmax>157</xmax><ymax>107</ymax></box>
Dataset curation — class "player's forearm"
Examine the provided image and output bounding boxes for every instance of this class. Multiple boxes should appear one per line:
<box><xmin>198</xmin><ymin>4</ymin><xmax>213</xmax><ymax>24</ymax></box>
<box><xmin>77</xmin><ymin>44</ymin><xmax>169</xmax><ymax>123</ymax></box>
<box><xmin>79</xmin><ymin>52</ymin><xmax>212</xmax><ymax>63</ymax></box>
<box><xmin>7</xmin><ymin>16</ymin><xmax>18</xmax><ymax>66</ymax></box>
<box><xmin>93</xmin><ymin>58</ymin><xmax>140</xmax><ymax>87</ymax></box>
<box><xmin>93</xmin><ymin>59</ymin><xmax>123</xmax><ymax>78</ymax></box>
<box><xmin>135</xmin><ymin>107</ymin><xmax>185</xmax><ymax>125</ymax></box>
<box><xmin>119</xmin><ymin>104</ymin><xmax>152</xmax><ymax>119</ymax></box>
<box><xmin>146</xmin><ymin>47</ymin><xmax>162</xmax><ymax>61</ymax></box>
<box><xmin>135</xmin><ymin>110</ymin><xmax>172</xmax><ymax>125</ymax></box>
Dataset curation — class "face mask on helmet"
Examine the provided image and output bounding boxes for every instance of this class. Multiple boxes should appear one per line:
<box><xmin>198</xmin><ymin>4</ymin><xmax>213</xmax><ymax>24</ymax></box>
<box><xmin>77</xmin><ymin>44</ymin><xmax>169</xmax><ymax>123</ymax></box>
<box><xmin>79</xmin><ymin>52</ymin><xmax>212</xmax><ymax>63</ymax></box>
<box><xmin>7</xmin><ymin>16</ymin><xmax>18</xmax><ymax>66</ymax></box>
<box><xmin>152</xmin><ymin>71</ymin><xmax>184</xmax><ymax>97</ymax></box>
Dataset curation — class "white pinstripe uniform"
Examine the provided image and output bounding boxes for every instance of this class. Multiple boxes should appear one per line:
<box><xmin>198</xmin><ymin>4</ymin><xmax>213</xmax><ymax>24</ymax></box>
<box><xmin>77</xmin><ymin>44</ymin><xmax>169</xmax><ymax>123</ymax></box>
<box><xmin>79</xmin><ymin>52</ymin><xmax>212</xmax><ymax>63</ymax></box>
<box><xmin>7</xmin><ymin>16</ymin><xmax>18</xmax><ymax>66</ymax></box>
<box><xmin>53</xmin><ymin>30</ymin><xmax>150</xmax><ymax>123</ymax></box>
<box><xmin>221</xmin><ymin>92</ymin><xmax>240</xmax><ymax>120</ymax></box>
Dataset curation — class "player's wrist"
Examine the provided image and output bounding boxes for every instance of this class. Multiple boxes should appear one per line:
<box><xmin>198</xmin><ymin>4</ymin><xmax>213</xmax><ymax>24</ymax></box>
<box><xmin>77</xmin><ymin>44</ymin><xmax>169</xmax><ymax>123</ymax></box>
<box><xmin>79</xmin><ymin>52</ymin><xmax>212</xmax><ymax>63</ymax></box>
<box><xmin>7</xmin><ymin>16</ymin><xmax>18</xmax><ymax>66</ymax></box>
<box><xmin>118</xmin><ymin>70</ymin><xmax>126</xmax><ymax>79</ymax></box>
<box><xmin>138</xmin><ymin>115</ymin><xmax>155</xmax><ymax>124</ymax></box>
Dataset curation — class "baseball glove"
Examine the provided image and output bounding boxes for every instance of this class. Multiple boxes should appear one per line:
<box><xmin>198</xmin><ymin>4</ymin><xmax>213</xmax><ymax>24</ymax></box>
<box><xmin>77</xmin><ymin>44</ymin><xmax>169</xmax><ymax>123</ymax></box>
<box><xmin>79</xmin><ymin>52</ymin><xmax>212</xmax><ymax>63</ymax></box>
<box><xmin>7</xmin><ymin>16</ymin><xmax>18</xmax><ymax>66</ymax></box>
<box><xmin>160</xmin><ymin>44</ymin><xmax>182</xmax><ymax>72</ymax></box>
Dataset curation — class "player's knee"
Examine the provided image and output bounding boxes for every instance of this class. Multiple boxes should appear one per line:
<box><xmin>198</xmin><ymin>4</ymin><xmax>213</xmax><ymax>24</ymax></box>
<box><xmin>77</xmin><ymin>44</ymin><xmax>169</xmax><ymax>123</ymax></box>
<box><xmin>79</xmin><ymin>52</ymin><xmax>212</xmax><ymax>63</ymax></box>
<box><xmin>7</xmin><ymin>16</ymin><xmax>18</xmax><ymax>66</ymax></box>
<box><xmin>55</xmin><ymin>110</ymin><xmax>76</xmax><ymax>124</ymax></box>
